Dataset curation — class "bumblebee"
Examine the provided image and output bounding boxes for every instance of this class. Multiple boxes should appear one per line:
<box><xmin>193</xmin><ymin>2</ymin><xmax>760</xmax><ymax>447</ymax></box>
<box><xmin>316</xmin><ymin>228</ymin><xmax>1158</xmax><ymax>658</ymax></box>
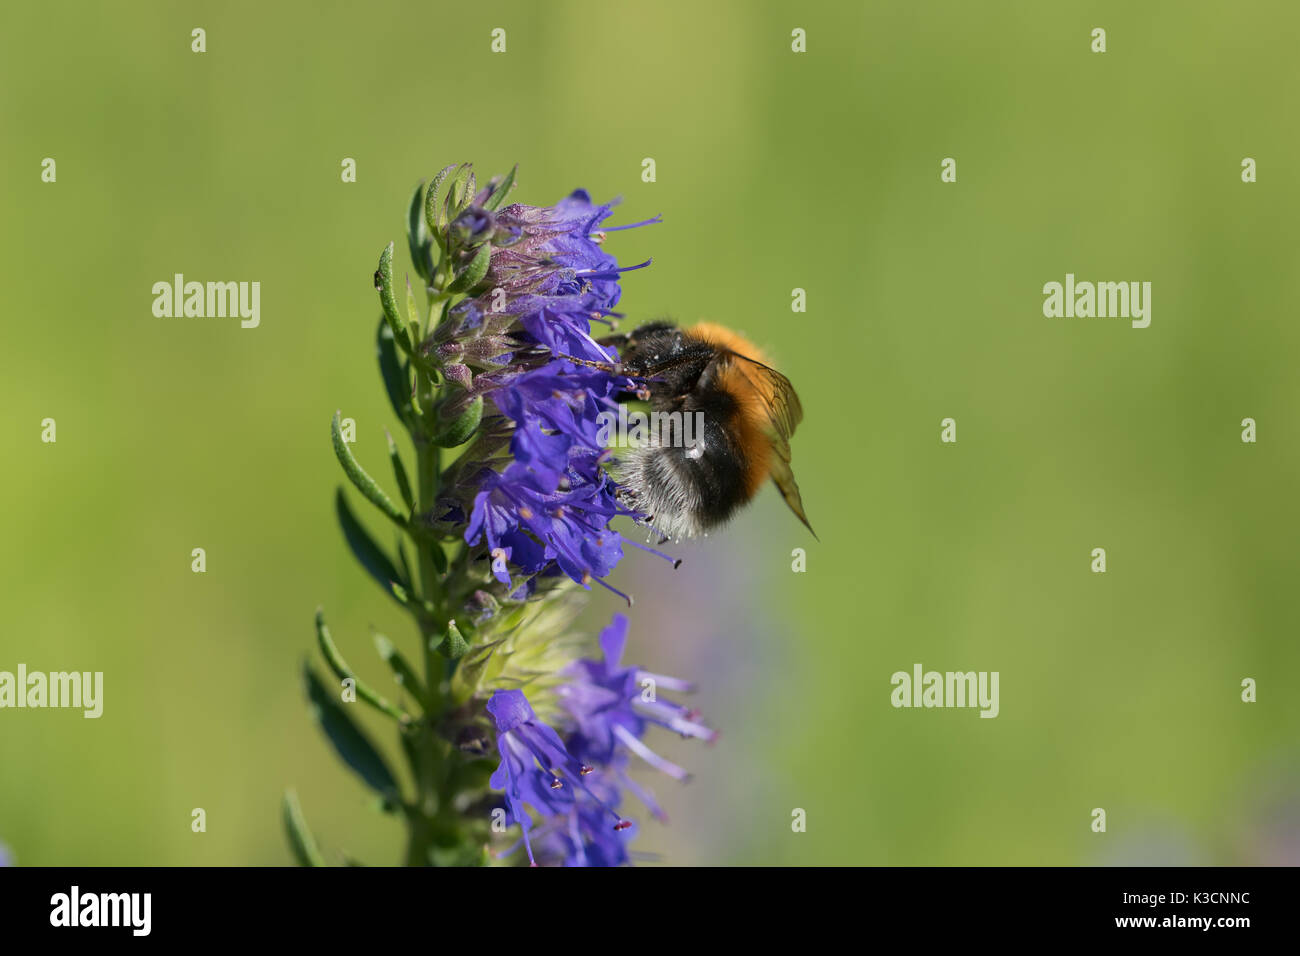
<box><xmin>590</xmin><ymin>320</ymin><xmax>813</xmax><ymax>541</ymax></box>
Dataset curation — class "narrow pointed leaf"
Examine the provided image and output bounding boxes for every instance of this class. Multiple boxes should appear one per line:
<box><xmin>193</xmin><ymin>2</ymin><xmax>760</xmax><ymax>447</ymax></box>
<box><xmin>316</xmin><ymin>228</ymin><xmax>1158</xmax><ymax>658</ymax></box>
<box><xmin>404</xmin><ymin>275</ymin><xmax>423</xmax><ymax>346</ymax></box>
<box><xmin>332</xmin><ymin>411</ymin><xmax>406</xmax><ymax>527</ymax></box>
<box><xmin>373</xmin><ymin>632</ymin><xmax>428</xmax><ymax>708</ymax></box>
<box><xmin>303</xmin><ymin>663</ymin><xmax>400</xmax><ymax>803</ymax></box>
<box><xmin>447</xmin><ymin>243</ymin><xmax>491</xmax><ymax>294</ymax></box>
<box><xmin>446</xmin><ymin>165</ymin><xmax>475</xmax><ymax>220</ymax></box>
<box><xmin>335</xmin><ymin>489</ymin><xmax>407</xmax><ymax>599</ymax></box>
<box><xmin>482</xmin><ymin>164</ymin><xmax>518</xmax><ymax>212</ymax></box>
<box><xmin>424</xmin><ymin>163</ymin><xmax>459</xmax><ymax>248</ymax></box>
<box><xmin>406</xmin><ymin>181</ymin><xmax>434</xmax><ymax>281</ymax></box>
<box><xmin>398</xmin><ymin>723</ymin><xmax>421</xmax><ymax>779</ymax></box>
<box><xmin>282</xmin><ymin>789</ymin><xmax>326</xmax><ymax>867</ymax></box>
<box><xmin>315</xmin><ymin>608</ymin><xmax>408</xmax><ymax>722</ymax></box>
<box><xmin>374</xmin><ymin>243</ymin><xmax>412</xmax><ymax>354</ymax></box>
<box><xmin>433</xmin><ymin>163</ymin><xmax>474</xmax><ymax>235</ymax></box>
<box><xmin>385</xmin><ymin>431</ymin><xmax>415</xmax><ymax>511</ymax></box>
<box><xmin>376</xmin><ymin>319</ymin><xmax>411</xmax><ymax>424</ymax></box>
<box><xmin>396</xmin><ymin>537</ymin><xmax>415</xmax><ymax>588</ymax></box>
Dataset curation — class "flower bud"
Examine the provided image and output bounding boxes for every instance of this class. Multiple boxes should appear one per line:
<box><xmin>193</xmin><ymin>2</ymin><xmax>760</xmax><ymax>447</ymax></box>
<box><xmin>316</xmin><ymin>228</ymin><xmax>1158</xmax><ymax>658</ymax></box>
<box><xmin>451</xmin><ymin>206</ymin><xmax>496</xmax><ymax>247</ymax></box>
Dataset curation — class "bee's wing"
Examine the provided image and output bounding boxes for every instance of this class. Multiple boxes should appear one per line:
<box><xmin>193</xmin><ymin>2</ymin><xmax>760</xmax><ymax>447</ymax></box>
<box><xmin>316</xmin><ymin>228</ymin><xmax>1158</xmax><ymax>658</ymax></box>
<box><xmin>729</xmin><ymin>355</ymin><xmax>816</xmax><ymax>538</ymax></box>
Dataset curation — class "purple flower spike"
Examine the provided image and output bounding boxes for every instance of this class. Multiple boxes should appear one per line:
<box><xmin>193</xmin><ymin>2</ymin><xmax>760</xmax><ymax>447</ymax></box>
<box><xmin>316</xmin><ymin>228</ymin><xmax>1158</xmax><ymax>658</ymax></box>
<box><xmin>445</xmin><ymin>187</ymin><xmax>663</xmax><ymax>595</ymax></box>
<box><xmin>559</xmin><ymin>614</ymin><xmax>717</xmax><ymax>792</ymax></box>
<box><xmin>487</xmin><ymin>689</ymin><xmax>629</xmax><ymax>866</ymax></box>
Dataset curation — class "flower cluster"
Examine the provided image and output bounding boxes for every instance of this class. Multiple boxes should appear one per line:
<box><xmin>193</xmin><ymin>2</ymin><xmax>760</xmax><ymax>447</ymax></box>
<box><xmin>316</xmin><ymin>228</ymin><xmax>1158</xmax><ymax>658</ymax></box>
<box><xmin>294</xmin><ymin>163</ymin><xmax>715</xmax><ymax>869</ymax></box>
<box><xmin>487</xmin><ymin>614</ymin><xmax>716</xmax><ymax>866</ymax></box>
<box><xmin>463</xmin><ymin>359</ymin><xmax>632</xmax><ymax>601</ymax></box>
<box><xmin>431</xmin><ymin>188</ymin><xmax>660</xmax><ymax>602</ymax></box>
<box><xmin>436</xmin><ymin>182</ymin><xmax>713</xmax><ymax>864</ymax></box>
<box><xmin>434</xmin><ymin>189</ymin><xmax>654</xmax><ymax>367</ymax></box>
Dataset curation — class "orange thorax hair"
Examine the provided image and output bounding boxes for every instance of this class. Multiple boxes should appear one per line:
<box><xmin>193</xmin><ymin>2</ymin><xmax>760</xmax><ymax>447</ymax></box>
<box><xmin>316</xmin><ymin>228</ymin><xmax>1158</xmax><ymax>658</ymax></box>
<box><xmin>685</xmin><ymin>322</ymin><xmax>774</xmax><ymax>497</ymax></box>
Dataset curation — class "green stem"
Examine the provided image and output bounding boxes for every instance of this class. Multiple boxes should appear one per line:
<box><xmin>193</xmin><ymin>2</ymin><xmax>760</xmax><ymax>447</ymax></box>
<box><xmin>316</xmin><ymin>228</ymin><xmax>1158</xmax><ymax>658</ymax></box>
<box><xmin>406</xmin><ymin>245</ymin><xmax>466</xmax><ymax>859</ymax></box>
<box><xmin>402</xmin><ymin>238</ymin><xmax>465</xmax><ymax>866</ymax></box>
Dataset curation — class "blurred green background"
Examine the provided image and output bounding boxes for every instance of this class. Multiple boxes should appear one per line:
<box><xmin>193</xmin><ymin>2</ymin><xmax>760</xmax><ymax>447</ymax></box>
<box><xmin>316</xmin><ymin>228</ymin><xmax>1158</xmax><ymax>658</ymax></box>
<box><xmin>2</xmin><ymin>0</ymin><xmax>1297</xmax><ymax>866</ymax></box>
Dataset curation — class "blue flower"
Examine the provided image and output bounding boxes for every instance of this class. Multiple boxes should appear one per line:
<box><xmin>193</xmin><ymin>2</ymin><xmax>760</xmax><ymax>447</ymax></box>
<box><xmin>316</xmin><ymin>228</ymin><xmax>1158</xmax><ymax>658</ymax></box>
<box><xmin>461</xmin><ymin>358</ymin><xmax>636</xmax><ymax>599</ymax></box>
<box><xmin>440</xmin><ymin>190</ymin><xmax>654</xmax><ymax>361</ymax></box>
<box><xmin>493</xmin><ymin>359</ymin><xmax>616</xmax><ymax>479</ymax></box>
<box><xmin>486</xmin><ymin>615</ymin><xmax>716</xmax><ymax>865</ymax></box>
<box><xmin>445</xmin><ymin>189</ymin><xmax>663</xmax><ymax>597</ymax></box>
<box><xmin>464</xmin><ymin>455</ymin><xmax>630</xmax><ymax>594</ymax></box>
<box><xmin>559</xmin><ymin>614</ymin><xmax>717</xmax><ymax>793</ymax></box>
<box><xmin>537</xmin><ymin>794</ymin><xmax>638</xmax><ymax>867</ymax></box>
<box><xmin>486</xmin><ymin>689</ymin><xmax>629</xmax><ymax>867</ymax></box>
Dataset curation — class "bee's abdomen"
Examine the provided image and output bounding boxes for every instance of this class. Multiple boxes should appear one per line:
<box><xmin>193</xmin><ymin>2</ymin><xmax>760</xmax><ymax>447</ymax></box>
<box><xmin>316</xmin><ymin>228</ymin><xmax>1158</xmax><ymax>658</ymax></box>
<box><xmin>674</xmin><ymin>412</ymin><xmax>750</xmax><ymax>529</ymax></box>
<box><xmin>622</xmin><ymin>402</ymin><xmax>756</xmax><ymax>538</ymax></box>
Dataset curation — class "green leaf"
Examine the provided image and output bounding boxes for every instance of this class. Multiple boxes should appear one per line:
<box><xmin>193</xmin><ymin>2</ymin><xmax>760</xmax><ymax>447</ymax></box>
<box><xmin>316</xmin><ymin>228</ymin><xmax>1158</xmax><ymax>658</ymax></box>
<box><xmin>429</xmin><ymin>163</ymin><xmax>475</xmax><ymax>242</ymax></box>
<box><xmin>427</xmin><ymin>538</ymin><xmax>449</xmax><ymax>575</ymax></box>
<box><xmin>404</xmin><ymin>276</ymin><xmax>423</xmax><ymax>347</ymax></box>
<box><xmin>482</xmin><ymin>164</ymin><xmax>518</xmax><ymax>212</ymax></box>
<box><xmin>314</xmin><ymin>608</ymin><xmax>408</xmax><ymax>722</ymax></box>
<box><xmin>449</xmin><ymin>165</ymin><xmax>476</xmax><ymax>216</ymax></box>
<box><xmin>373</xmin><ymin>632</ymin><xmax>428</xmax><ymax>708</ymax></box>
<box><xmin>335</xmin><ymin>489</ymin><xmax>407</xmax><ymax>599</ymax></box>
<box><xmin>447</xmin><ymin>243</ymin><xmax>491</xmax><ymax>294</ymax></box>
<box><xmin>385</xmin><ymin>431</ymin><xmax>415</xmax><ymax>511</ymax></box>
<box><xmin>376</xmin><ymin>319</ymin><xmax>411</xmax><ymax>424</ymax></box>
<box><xmin>282</xmin><ymin>789</ymin><xmax>326</xmax><ymax>867</ymax></box>
<box><xmin>374</xmin><ymin>243</ymin><xmax>412</xmax><ymax>354</ymax></box>
<box><xmin>431</xmin><ymin>395</ymin><xmax>484</xmax><ymax>448</ymax></box>
<box><xmin>424</xmin><ymin>163</ymin><xmax>459</xmax><ymax>249</ymax></box>
<box><xmin>398</xmin><ymin>723</ymin><xmax>421</xmax><ymax>782</ymax></box>
<box><xmin>395</xmin><ymin>538</ymin><xmax>416</xmax><ymax>588</ymax></box>
<box><xmin>389</xmin><ymin>578</ymin><xmax>422</xmax><ymax>610</ymax></box>
<box><xmin>332</xmin><ymin>411</ymin><xmax>406</xmax><ymax>527</ymax></box>
<box><xmin>302</xmin><ymin>662</ymin><xmax>400</xmax><ymax>803</ymax></box>
<box><xmin>433</xmin><ymin>618</ymin><xmax>469</xmax><ymax>659</ymax></box>
<box><xmin>406</xmin><ymin>181</ymin><xmax>434</xmax><ymax>282</ymax></box>
<box><xmin>450</xmin><ymin>637</ymin><xmax>503</xmax><ymax>704</ymax></box>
